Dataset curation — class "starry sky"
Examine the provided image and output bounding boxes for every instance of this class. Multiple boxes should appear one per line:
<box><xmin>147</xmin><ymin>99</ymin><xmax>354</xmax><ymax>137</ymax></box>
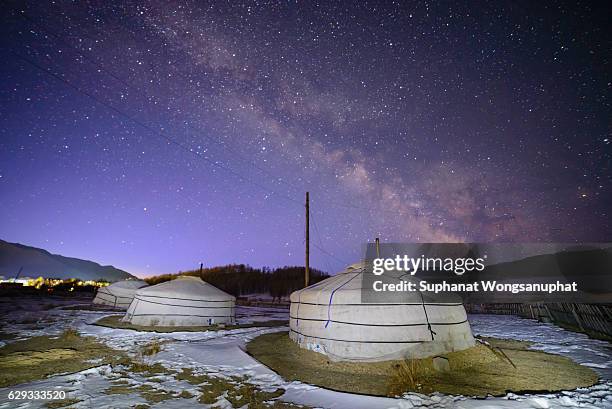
<box><xmin>0</xmin><ymin>1</ymin><xmax>610</xmax><ymax>277</ymax></box>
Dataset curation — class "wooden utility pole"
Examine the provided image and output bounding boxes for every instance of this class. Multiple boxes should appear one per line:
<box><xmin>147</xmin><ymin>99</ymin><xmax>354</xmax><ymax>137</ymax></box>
<box><xmin>199</xmin><ymin>263</ymin><xmax>203</xmax><ymax>275</ymax></box>
<box><xmin>305</xmin><ymin>191</ymin><xmax>310</xmax><ymax>287</ymax></box>
<box><xmin>375</xmin><ymin>237</ymin><xmax>380</xmax><ymax>258</ymax></box>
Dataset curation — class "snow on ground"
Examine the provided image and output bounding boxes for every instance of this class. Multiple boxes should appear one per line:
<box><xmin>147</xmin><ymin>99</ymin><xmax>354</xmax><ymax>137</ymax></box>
<box><xmin>469</xmin><ymin>314</ymin><xmax>612</xmax><ymax>380</ymax></box>
<box><xmin>235</xmin><ymin>305</ymin><xmax>288</xmax><ymax>323</ymax></box>
<box><xmin>0</xmin><ymin>296</ymin><xmax>611</xmax><ymax>408</ymax></box>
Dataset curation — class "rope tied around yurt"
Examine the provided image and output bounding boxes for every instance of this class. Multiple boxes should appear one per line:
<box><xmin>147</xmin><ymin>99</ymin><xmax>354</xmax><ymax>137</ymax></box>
<box><xmin>325</xmin><ymin>271</ymin><xmax>363</xmax><ymax>328</ymax></box>
<box><xmin>394</xmin><ymin>271</ymin><xmax>436</xmax><ymax>341</ymax></box>
<box><xmin>295</xmin><ymin>274</ymin><xmax>332</xmax><ymax>328</ymax></box>
<box><xmin>418</xmin><ymin>289</ymin><xmax>436</xmax><ymax>340</ymax></box>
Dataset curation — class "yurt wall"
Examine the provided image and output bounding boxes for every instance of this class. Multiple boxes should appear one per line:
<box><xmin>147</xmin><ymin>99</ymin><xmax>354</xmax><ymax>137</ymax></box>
<box><xmin>289</xmin><ymin>263</ymin><xmax>475</xmax><ymax>362</ymax></box>
<box><xmin>123</xmin><ymin>276</ymin><xmax>236</xmax><ymax>327</ymax></box>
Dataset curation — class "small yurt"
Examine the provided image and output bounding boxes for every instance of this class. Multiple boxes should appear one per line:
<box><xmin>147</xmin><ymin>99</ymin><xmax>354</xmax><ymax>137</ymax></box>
<box><xmin>123</xmin><ymin>276</ymin><xmax>235</xmax><ymax>326</ymax></box>
<box><xmin>93</xmin><ymin>279</ymin><xmax>148</xmax><ymax>309</ymax></box>
<box><xmin>290</xmin><ymin>263</ymin><xmax>474</xmax><ymax>361</ymax></box>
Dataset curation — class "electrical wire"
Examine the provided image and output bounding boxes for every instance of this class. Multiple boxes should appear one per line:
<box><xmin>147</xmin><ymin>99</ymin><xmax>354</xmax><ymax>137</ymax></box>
<box><xmin>10</xmin><ymin>50</ymin><xmax>302</xmax><ymax>208</ymax></box>
<box><xmin>10</xmin><ymin>8</ymin><xmax>429</xmax><ymax>218</ymax></box>
<box><xmin>7</xmin><ymin>8</ymin><xmax>401</xmax><ymax>271</ymax></box>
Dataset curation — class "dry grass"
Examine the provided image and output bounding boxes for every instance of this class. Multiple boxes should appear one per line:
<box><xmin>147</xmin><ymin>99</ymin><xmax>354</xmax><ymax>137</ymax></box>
<box><xmin>0</xmin><ymin>326</ymin><xmax>302</xmax><ymax>407</ymax></box>
<box><xmin>247</xmin><ymin>331</ymin><xmax>599</xmax><ymax>398</ymax></box>
<box><xmin>176</xmin><ymin>368</ymin><xmax>211</xmax><ymax>385</ymax></box>
<box><xmin>44</xmin><ymin>399</ymin><xmax>82</xmax><ymax>408</ymax></box>
<box><xmin>177</xmin><ymin>390</ymin><xmax>194</xmax><ymax>399</ymax></box>
<box><xmin>104</xmin><ymin>384</ymin><xmax>135</xmax><ymax>395</ymax></box>
<box><xmin>94</xmin><ymin>314</ymin><xmax>287</xmax><ymax>333</ymax></box>
<box><xmin>175</xmin><ymin>368</ymin><xmax>302</xmax><ymax>408</ymax></box>
<box><xmin>196</xmin><ymin>375</ymin><xmax>284</xmax><ymax>406</ymax></box>
<box><xmin>0</xmin><ymin>329</ymin><xmax>130</xmax><ymax>387</ymax></box>
<box><xmin>1</xmin><ymin>348</ymin><xmax>79</xmax><ymax>367</ymax></box>
<box><xmin>125</xmin><ymin>361</ymin><xmax>169</xmax><ymax>376</ymax></box>
<box><xmin>227</xmin><ymin>380</ymin><xmax>284</xmax><ymax>408</ymax></box>
<box><xmin>104</xmin><ymin>383</ymin><xmax>173</xmax><ymax>403</ymax></box>
<box><xmin>387</xmin><ymin>358</ymin><xmax>427</xmax><ymax>395</ymax></box>
<box><xmin>140</xmin><ymin>340</ymin><xmax>166</xmax><ymax>356</ymax></box>
<box><xmin>109</xmin><ymin>360</ymin><xmax>296</xmax><ymax>406</ymax></box>
<box><xmin>61</xmin><ymin>328</ymin><xmax>80</xmax><ymax>341</ymax></box>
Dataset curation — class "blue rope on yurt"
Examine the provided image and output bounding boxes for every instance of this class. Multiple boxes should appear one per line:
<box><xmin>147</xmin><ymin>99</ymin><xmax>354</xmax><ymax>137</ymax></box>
<box><xmin>324</xmin><ymin>271</ymin><xmax>362</xmax><ymax>328</ymax></box>
<box><xmin>295</xmin><ymin>274</ymin><xmax>334</xmax><ymax>328</ymax></box>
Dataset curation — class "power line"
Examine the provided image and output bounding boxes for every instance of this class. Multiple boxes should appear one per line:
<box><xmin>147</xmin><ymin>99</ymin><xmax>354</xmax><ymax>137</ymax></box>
<box><xmin>310</xmin><ymin>210</ymin><xmax>336</xmax><ymax>273</ymax></box>
<box><xmin>311</xmin><ymin>229</ymin><xmax>351</xmax><ymax>268</ymax></box>
<box><xmin>9</xmin><ymin>10</ymin><xmax>416</xmax><ymax>269</ymax></box>
<box><xmin>11</xmin><ymin>8</ymin><xmax>423</xmax><ymax>219</ymax></box>
<box><xmin>10</xmin><ymin>50</ymin><xmax>301</xmax><ymax>207</ymax></box>
<box><xmin>9</xmin><ymin>10</ymin><xmax>389</xmax><ymax>270</ymax></box>
<box><xmin>14</xmin><ymin>6</ymin><xmax>563</xmax><ymax>229</ymax></box>
<box><xmin>313</xmin><ymin>242</ymin><xmax>350</xmax><ymax>269</ymax></box>
<box><xmin>12</xmin><ymin>48</ymin><xmax>349</xmax><ymax>270</ymax></box>
<box><xmin>13</xmin><ymin>9</ymin><xmax>304</xmax><ymax>198</ymax></box>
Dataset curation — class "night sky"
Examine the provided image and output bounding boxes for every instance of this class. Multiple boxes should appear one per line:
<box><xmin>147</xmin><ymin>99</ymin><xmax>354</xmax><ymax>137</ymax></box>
<box><xmin>0</xmin><ymin>2</ymin><xmax>610</xmax><ymax>277</ymax></box>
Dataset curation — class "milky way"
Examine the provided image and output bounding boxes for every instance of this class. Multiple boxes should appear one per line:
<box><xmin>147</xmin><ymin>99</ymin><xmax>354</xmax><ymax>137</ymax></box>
<box><xmin>0</xmin><ymin>2</ymin><xmax>610</xmax><ymax>276</ymax></box>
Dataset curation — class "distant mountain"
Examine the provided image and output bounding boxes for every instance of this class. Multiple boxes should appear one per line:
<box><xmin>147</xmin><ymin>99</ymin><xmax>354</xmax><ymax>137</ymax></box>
<box><xmin>0</xmin><ymin>239</ymin><xmax>134</xmax><ymax>282</ymax></box>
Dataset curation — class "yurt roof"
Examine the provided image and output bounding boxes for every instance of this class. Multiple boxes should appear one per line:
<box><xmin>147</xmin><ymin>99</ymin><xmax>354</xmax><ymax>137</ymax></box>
<box><xmin>136</xmin><ymin>275</ymin><xmax>235</xmax><ymax>301</ymax></box>
<box><xmin>290</xmin><ymin>263</ymin><xmax>365</xmax><ymax>305</ymax></box>
<box><xmin>291</xmin><ymin>262</ymin><xmax>460</xmax><ymax>304</ymax></box>
<box><xmin>108</xmin><ymin>279</ymin><xmax>148</xmax><ymax>290</ymax></box>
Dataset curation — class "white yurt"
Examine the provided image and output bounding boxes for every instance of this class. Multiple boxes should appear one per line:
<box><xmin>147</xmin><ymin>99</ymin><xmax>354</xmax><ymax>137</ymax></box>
<box><xmin>290</xmin><ymin>263</ymin><xmax>475</xmax><ymax>362</ymax></box>
<box><xmin>123</xmin><ymin>276</ymin><xmax>235</xmax><ymax>326</ymax></box>
<box><xmin>93</xmin><ymin>279</ymin><xmax>148</xmax><ymax>309</ymax></box>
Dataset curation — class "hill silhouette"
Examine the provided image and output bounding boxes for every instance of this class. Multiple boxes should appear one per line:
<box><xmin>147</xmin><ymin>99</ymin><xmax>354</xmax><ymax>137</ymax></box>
<box><xmin>0</xmin><ymin>239</ymin><xmax>134</xmax><ymax>282</ymax></box>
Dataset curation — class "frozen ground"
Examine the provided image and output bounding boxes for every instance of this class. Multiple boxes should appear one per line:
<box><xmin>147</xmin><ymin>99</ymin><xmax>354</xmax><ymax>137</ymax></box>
<box><xmin>0</xmin><ymin>296</ymin><xmax>611</xmax><ymax>408</ymax></box>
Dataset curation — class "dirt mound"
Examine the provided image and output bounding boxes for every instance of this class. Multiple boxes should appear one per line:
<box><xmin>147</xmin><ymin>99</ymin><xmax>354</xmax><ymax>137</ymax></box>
<box><xmin>247</xmin><ymin>332</ymin><xmax>598</xmax><ymax>397</ymax></box>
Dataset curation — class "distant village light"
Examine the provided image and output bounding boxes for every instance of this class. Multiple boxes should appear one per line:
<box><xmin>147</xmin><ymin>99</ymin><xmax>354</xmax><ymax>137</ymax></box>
<box><xmin>0</xmin><ymin>276</ymin><xmax>110</xmax><ymax>288</ymax></box>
